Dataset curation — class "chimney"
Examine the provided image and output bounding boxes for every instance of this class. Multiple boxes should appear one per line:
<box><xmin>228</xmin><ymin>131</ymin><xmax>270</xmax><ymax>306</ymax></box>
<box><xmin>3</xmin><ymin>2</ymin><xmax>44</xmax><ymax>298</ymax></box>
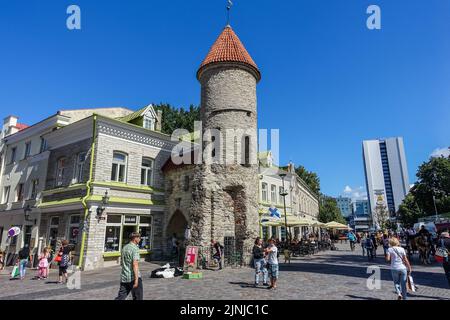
<box><xmin>156</xmin><ymin>110</ymin><xmax>163</xmax><ymax>132</ymax></box>
<box><xmin>288</xmin><ymin>161</ymin><xmax>295</xmax><ymax>174</ymax></box>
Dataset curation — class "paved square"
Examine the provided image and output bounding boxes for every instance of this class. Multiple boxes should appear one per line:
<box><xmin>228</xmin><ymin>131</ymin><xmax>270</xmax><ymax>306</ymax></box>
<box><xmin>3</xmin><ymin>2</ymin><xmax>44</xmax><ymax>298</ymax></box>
<box><xmin>0</xmin><ymin>243</ymin><xmax>448</xmax><ymax>300</ymax></box>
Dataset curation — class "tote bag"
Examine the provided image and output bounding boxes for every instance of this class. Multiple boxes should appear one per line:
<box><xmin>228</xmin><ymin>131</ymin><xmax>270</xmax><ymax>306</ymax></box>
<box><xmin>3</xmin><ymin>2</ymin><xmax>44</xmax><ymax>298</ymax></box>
<box><xmin>10</xmin><ymin>265</ymin><xmax>20</xmax><ymax>278</ymax></box>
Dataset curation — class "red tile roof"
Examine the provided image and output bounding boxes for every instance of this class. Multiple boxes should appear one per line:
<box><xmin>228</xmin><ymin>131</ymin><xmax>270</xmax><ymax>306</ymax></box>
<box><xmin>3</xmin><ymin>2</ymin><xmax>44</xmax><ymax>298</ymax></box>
<box><xmin>197</xmin><ymin>25</ymin><xmax>260</xmax><ymax>81</ymax></box>
<box><xmin>15</xmin><ymin>123</ymin><xmax>29</xmax><ymax>131</ymax></box>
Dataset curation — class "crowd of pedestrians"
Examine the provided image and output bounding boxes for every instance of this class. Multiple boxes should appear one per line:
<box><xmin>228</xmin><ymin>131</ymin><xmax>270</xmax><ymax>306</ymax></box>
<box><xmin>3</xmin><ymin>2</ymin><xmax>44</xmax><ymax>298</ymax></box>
<box><xmin>5</xmin><ymin>240</ymin><xmax>74</xmax><ymax>284</ymax></box>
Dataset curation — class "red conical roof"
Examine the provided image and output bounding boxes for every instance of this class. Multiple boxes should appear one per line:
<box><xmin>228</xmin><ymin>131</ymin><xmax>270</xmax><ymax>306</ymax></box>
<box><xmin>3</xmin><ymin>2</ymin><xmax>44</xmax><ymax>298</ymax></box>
<box><xmin>197</xmin><ymin>25</ymin><xmax>260</xmax><ymax>81</ymax></box>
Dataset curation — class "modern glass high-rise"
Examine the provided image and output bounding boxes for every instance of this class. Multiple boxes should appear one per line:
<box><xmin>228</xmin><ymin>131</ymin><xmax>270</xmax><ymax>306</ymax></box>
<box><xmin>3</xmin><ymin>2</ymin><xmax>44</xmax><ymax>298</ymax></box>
<box><xmin>336</xmin><ymin>196</ymin><xmax>353</xmax><ymax>218</ymax></box>
<box><xmin>363</xmin><ymin>137</ymin><xmax>410</xmax><ymax>222</ymax></box>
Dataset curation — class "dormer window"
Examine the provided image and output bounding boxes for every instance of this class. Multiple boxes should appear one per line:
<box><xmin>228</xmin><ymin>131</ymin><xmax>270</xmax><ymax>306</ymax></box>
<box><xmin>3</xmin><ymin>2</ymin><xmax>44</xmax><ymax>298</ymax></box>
<box><xmin>143</xmin><ymin>117</ymin><xmax>155</xmax><ymax>130</ymax></box>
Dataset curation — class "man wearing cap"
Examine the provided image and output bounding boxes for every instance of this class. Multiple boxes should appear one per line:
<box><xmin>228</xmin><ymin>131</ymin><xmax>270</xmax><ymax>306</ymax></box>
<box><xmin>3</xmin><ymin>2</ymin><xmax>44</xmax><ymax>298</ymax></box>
<box><xmin>115</xmin><ymin>232</ymin><xmax>143</xmax><ymax>300</ymax></box>
<box><xmin>440</xmin><ymin>232</ymin><xmax>450</xmax><ymax>287</ymax></box>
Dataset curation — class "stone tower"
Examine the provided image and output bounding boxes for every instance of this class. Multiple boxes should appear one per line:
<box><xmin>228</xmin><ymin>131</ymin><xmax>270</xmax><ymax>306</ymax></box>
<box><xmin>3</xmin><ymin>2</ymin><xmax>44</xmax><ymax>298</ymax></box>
<box><xmin>189</xmin><ymin>25</ymin><xmax>261</xmax><ymax>263</ymax></box>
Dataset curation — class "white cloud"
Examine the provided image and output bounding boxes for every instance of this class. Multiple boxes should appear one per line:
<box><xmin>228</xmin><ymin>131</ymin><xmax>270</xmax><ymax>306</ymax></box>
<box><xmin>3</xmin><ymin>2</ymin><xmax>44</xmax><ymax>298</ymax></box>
<box><xmin>341</xmin><ymin>185</ymin><xmax>367</xmax><ymax>202</ymax></box>
<box><xmin>343</xmin><ymin>185</ymin><xmax>352</xmax><ymax>193</ymax></box>
<box><xmin>430</xmin><ymin>147</ymin><xmax>450</xmax><ymax>158</ymax></box>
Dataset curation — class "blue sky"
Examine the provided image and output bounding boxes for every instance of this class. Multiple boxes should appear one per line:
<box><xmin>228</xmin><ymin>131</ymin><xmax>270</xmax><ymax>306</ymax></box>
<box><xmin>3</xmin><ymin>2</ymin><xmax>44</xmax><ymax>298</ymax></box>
<box><xmin>1</xmin><ymin>0</ymin><xmax>449</xmax><ymax>198</ymax></box>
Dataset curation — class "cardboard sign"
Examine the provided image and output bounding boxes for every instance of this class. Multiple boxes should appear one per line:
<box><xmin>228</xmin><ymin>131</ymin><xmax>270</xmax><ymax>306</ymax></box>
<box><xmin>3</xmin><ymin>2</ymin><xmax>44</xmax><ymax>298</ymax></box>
<box><xmin>183</xmin><ymin>246</ymin><xmax>198</xmax><ymax>271</ymax></box>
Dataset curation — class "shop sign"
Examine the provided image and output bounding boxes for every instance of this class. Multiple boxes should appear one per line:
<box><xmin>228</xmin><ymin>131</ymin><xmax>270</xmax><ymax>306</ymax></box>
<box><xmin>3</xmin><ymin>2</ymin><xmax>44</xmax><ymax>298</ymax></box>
<box><xmin>124</xmin><ymin>216</ymin><xmax>137</xmax><ymax>224</ymax></box>
<box><xmin>183</xmin><ymin>246</ymin><xmax>198</xmax><ymax>271</ymax></box>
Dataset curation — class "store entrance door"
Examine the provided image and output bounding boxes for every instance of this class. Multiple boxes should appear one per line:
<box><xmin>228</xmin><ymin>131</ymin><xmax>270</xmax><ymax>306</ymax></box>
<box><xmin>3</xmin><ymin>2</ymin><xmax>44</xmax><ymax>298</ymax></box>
<box><xmin>121</xmin><ymin>226</ymin><xmax>136</xmax><ymax>248</ymax></box>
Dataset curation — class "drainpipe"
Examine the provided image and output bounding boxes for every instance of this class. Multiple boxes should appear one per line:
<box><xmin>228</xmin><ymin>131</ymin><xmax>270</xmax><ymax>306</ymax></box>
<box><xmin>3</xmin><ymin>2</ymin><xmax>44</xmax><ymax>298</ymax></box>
<box><xmin>78</xmin><ymin>115</ymin><xmax>97</xmax><ymax>269</ymax></box>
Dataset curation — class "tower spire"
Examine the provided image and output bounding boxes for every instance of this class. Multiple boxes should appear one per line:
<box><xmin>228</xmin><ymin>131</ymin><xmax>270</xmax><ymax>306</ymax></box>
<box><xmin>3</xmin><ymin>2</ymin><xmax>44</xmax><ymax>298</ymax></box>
<box><xmin>226</xmin><ymin>0</ymin><xmax>233</xmax><ymax>26</ymax></box>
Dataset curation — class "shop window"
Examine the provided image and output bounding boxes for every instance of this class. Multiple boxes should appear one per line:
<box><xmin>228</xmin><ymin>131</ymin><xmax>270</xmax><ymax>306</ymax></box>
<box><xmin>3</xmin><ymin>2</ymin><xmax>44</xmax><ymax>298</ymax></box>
<box><xmin>104</xmin><ymin>215</ymin><xmax>152</xmax><ymax>253</ymax></box>
<box><xmin>262</xmin><ymin>226</ymin><xmax>269</xmax><ymax>240</ymax></box>
<box><xmin>48</xmin><ymin>217</ymin><xmax>59</xmax><ymax>250</ymax></box>
<box><xmin>138</xmin><ymin>215</ymin><xmax>152</xmax><ymax>250</ymax></box>
<box><xmin>105</xmin><ymin>226</ymin><xmax>121</xmax><ymax>252</ymax></box>
<box><xmin>280</xmin><ymin>227</ymin><xmax>287</xmax><ymax>241</ymax></box>
<box><xmin>68</xmin><ymin>215</ymin><xmax>81</xmax><ymax>245</ymax></box>
<box><xmin>271</xmin><ymin>226</ymin><xmax>277</xmax><ymax>239</ymax></box>
<box><xmin>23</xmin><ymin>225</ymin><xmax>32</xmax><ymax>247</ymax></box>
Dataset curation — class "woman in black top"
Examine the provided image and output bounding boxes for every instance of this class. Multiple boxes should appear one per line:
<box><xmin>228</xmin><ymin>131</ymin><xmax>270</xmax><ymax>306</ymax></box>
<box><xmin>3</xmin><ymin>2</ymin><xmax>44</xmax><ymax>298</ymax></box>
<box><xmin>57</xmin><ymin>240</ymin><xmax>72</xmax><ymax>284</ymax></box>
<box><xmin>252</xmin><ymin>238</ymin><xmax>268</xmax><ymax>286</ymax></box>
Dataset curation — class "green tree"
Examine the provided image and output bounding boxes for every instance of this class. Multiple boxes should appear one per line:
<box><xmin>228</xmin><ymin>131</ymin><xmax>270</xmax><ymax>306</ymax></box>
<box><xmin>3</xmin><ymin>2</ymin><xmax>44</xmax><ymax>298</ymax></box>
<box><xmin>373</xmin><ymin>202</ymin><xmax>390</xmax><ymax>231</ymax></box>
<box><xmin>397</xmin><ymin>153</ymin><xmax>450</xmax><ymax>224</ymax></box>
<box><xmin>398</xmin><ymin>193</ymin><xmax>425</xmax><ymax>226</ymax></box>
<box><xmin>318</xmin><ymin>195</ymin><xmax>346</xmax><ymax>224</ymax></box>
<box><xmin>295</xmin><ymin>165</ymin><xmax>320</xmax><ymax>196</ymax></box>
<box><xmin>153</xmin><ymin>103</ymin><xmax>200</xmax><ymax>135</ymax></box>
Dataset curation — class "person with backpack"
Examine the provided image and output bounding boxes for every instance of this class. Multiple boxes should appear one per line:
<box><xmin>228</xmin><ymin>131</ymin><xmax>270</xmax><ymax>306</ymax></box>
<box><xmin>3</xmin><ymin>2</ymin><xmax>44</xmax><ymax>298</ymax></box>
<box><xmin>17</xmin><ymin>244</ymin><xmax>32</xmax><ymax>280</ymax></box>
<box><xmin>360</xmin><ymin>233</ymin><xmax>367</xmax><ymax>257</ymax></box>
<box><xmin>365</xmin><ymin>235</ymin><xmax>375</xmax><ymax>261</ymax></box>
<box><xmin>370</xmin><ymin>233</ymin><xmax>378</xmax><ymax>257</ymax></box>
<box><xmin>436</xmin><ymin>232</ymin><xmax>450</xmax><ymax>287</ymax></box>
<box><xmin>385</xmin><ymin>237</ymin><xmax>412</xmax><ymax>300</ymax></box>
<box><xmin>57</xmin><ymin>240</ymin><xmax>72</xmax><ymax>284</ymax></box>
<box><xmin>252</xmin><ymin>238</ymin><xmax>268</xmax><ymax>287</ymax></box>
<box><xmin>211</xmin><ymin>240</ymin><xmax>223</xmax><ymax>271</ymax></box>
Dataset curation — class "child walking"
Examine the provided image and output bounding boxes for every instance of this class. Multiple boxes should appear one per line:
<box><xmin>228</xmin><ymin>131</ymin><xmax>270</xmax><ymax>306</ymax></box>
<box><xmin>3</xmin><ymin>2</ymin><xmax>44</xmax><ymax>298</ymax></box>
<box><xmin>38</xmin><ymin>248</ymin><xmax>50</xmax><ymax>280</ymax></box>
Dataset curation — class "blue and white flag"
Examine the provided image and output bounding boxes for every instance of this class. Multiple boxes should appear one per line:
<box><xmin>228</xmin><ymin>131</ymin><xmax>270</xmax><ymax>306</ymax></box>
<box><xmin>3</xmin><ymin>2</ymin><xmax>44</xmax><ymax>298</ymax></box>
<box><xmin>269</xmin><ymin>206</ymin><xmax>281</xmax><ymax>219</ymax></box>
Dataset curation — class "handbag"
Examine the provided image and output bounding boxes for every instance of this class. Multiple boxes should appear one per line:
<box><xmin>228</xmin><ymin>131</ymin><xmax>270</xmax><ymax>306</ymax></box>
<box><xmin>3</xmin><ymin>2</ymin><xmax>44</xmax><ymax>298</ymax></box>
<box><xmin>11</xmin><ymin>265</ymin><xmax>20</xmax><ymax>278</ymax></box>
<box><xmin>54</xmin><ymin>254</ymin><xmax>62</xmax><ymax>263</ymax></box>
<box><xmin>435</xmin><ymin>239</ymin><xmax>449</xmax><ymax>263</ymax></box>
<box><xmin>407</xmin><ymin>274</ymin><xmax>417</xmax><ymax>292</ymax></box>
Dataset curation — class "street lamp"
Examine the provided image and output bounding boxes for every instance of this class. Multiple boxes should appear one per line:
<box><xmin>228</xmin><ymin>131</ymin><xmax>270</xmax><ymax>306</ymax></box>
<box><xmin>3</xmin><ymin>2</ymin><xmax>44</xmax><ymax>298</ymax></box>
<box><xmin>24</xmin><ymin>205</ymin><xmax>37</xmax><ymax>225</ymax></box>
<box><xmin>279</xmin><ymin>172</ymin><xmax>290</xmax><ymax>242</ymax></box>
<box><xmin>96</xmin><ymin>190</ymin><xmax>110</xmax><ymax>220</ymax></box>
<box><xmin>431</xmin><ymin>172</ymin><xmax>439</xmax><ymax>222</ymax></box>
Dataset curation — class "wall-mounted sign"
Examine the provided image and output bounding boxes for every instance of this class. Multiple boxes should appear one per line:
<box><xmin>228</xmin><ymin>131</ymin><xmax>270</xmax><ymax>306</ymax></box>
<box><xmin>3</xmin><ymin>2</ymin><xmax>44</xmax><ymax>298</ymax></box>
<box><xmin>7</xmin><ymin>227</ymin><xmax>21</xmax><ymax>237</ymax></box>
<box><xmin>124</xmin><ymin>216</ymin><xmax>137</xmax><ymax>224</ymax></box>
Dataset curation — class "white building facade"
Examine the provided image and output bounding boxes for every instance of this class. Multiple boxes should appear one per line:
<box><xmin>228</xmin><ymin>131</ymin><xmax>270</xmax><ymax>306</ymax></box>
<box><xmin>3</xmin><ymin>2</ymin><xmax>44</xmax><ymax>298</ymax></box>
<box><xmin>363</xmin><ymin>137</ymin><xmax>410</xmax><ymax>225</ymax></box>
<box><xmin>258</xmin><ymin>152</ymin><xmax>319</xmax><ymax>240</ymax></box>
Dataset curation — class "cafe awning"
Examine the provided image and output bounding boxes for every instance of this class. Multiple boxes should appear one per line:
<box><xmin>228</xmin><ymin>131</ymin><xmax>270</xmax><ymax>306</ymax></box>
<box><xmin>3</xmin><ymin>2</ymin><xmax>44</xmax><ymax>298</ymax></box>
<box><xmin>324</xmin><ymin>221</ymin><xmax>351</xmax><ymax>230</ymax></box>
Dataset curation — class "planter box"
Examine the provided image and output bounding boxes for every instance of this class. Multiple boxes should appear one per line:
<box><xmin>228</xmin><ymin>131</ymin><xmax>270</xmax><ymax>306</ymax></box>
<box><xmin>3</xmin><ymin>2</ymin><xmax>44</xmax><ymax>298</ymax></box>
<box><xmin>183</xmin><ymin>272</ymin><xmax>203</xmax><ymax>279</ymax></box>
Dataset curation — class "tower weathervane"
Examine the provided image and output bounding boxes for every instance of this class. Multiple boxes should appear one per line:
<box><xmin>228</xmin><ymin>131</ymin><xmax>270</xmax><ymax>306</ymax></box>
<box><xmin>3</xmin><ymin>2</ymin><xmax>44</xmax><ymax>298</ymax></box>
<box><xmin>226</xmin><ymin>0</ymin><xmax>233</xmax><ymax>26</ymax></box>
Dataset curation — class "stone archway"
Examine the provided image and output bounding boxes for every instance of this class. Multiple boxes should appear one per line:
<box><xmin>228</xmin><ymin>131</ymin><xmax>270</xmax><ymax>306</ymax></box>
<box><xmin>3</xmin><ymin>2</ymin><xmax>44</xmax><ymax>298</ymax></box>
<box><xmin>166</xmin><ymin>210</ymin><xmax>188</xmax><ymax>264</ymax></box>
<box><xmin>167</xmin><ymin>210</ymin><xmax>188</xmax><ymax>241</ymax></box>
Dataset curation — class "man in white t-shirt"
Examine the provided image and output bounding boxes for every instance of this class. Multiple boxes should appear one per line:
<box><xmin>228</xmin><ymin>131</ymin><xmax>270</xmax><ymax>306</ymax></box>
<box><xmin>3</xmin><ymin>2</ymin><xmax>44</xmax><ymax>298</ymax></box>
<box><xmin>265</xmin><ymin>239</ymin><xmax>279</xmax><ymax>290</ymax></box>
<box><xmin>385</xmin><ymin>237</ymin><xmax>412</xmax><ymax>300</ymax></box>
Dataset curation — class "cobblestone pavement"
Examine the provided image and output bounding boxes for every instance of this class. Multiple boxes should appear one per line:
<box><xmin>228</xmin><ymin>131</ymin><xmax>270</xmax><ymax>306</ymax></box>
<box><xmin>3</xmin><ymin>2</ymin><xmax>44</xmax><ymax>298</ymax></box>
<box><xmin>0</xmin><ymin>243</ymin><xmax>449</xmax><ymax>300</ymax></box>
